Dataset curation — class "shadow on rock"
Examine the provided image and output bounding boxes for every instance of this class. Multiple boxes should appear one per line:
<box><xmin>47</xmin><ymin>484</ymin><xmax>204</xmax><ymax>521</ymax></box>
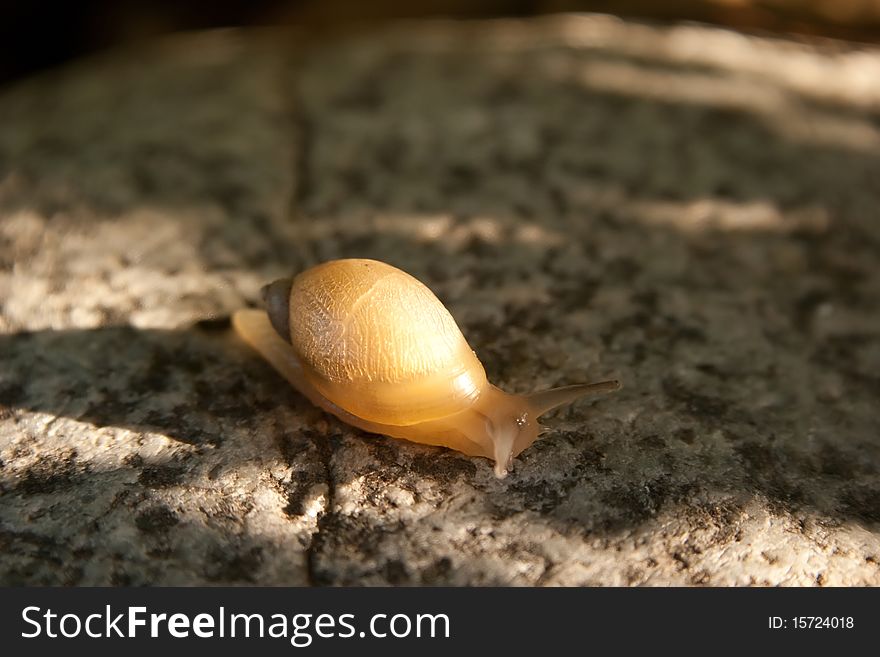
<box><xmin>0</xmin><ymin>321</ymin><xmax>290</xmax><ymax>447</ymax></box>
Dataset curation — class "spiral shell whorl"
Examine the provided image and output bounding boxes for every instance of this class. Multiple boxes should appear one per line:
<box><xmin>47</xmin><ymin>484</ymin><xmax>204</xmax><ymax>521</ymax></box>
<box><xmin>283</xmin><ymin>259</ymin><xmax>486</xmax><ymax>426</ymax></box>
<box><xmin>290</xmin><ymin>260</ymin><xmax>465</xmax><ymax>383</ymax></box>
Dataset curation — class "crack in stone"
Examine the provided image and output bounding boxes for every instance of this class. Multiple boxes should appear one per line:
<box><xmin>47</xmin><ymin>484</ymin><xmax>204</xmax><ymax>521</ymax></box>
<box><xmin>304</xmin><ymin>436</ymin><xmax>336</xmax><ymax>587</ymax></box>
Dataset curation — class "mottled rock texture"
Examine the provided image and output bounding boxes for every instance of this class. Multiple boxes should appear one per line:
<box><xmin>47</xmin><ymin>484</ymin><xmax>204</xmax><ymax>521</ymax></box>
<box><xmin>1</xmin><ymin>16</ymin><xmax>879</xmax><ymax>585</ymax></box>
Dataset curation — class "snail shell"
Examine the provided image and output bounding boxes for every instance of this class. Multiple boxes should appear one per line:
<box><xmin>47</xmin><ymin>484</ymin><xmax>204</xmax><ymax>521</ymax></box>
<box><xmin>233</xmin><ymin>259</ymin><xmax>619</xmax><ymax>477</ymax></box>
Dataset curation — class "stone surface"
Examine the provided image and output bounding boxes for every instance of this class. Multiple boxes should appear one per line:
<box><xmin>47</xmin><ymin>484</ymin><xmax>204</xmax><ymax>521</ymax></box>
<box><xmin>1</xmin><ymin>15</ymin><xmax>879</xmax><ymax>585</ymax></box>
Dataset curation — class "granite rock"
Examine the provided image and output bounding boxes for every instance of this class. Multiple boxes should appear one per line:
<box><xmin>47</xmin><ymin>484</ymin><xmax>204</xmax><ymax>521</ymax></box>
<box><xmin>1</xmin><ymin>16</ymin><xmax>879</xmax><ymax>585</ymax></box>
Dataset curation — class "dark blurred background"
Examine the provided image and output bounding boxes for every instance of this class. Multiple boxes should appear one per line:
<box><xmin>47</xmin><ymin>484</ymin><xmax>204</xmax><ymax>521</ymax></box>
<box><xmin>2</xmin><ymin>0</ymin><xmax>880</xmax><ymax>86</ymax></box>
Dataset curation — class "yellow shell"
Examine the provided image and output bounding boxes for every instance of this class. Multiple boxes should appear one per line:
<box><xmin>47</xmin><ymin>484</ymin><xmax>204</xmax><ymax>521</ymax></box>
<box><xmin>287</xmin><ymin>259</ymin><xmax>486</xmax><ymax>426</ymax></box>
<box><xmin>233</xmin><ymin>258</ymin><xmax>620</xmax><ymax>477</ymax></box>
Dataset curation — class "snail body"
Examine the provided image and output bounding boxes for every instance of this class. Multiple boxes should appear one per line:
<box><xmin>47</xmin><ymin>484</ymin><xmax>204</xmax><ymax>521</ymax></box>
<box><xmin>233</xmin><ymin>259</ymin><xmax>619</xmax><ymax>477</ymax></box>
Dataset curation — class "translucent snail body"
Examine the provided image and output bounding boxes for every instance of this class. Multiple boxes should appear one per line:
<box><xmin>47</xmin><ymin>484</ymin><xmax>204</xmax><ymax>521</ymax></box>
<box><xmin>232</xmin><ymin>259</ymin><xmax>620</xmax><ymax>477</ymax></box>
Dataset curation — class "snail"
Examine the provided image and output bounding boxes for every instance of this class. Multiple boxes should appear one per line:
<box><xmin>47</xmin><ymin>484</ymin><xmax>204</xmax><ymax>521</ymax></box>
<box><xmin>232</xmin><ymin>259</ymin><xmax>620</xmax><ymax>477</ymax></box>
